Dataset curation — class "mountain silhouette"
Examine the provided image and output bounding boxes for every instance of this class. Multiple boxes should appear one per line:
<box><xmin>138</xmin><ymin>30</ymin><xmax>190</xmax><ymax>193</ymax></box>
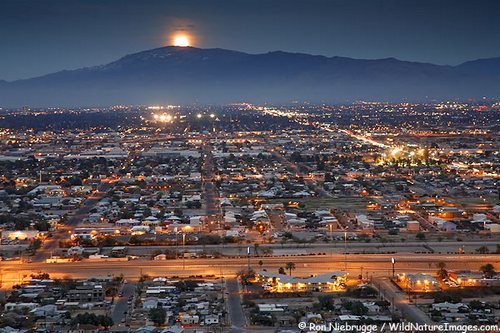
<box><xmin>1</xmin><ymin>46</ymin><xmax>499</xmax><ymax>106</ymax></box>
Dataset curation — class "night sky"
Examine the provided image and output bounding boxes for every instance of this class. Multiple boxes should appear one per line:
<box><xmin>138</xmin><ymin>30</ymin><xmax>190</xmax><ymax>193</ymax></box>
<box><xmin>1</xmin><ymin>0</ymin><xmax>499</xmax><ymax>81</ymax></box>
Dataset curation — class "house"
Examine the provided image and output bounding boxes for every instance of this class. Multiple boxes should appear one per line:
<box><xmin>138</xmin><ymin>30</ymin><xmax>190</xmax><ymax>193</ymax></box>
<box><xmin>204</xmin><ymin>314</ymin><xmax>219</xmax><ymax>325</ymax></box>
<box><xmin>436</xmin><ymin>220</ymin><xmax>457</xmax><ymax>232</ymax></box>
<box><xmin>67</xmin><ymin>284</ymin><xmax>104</xmax><ymax>303</ymax></box>
<box><xmin>161</xmin><ymin>326</ymin><xmax>184</xmax><ymax>333</ymax></box>
<box><xmin>115</xmin><ymin>219</ymin><xmax>141</xmax><ymax>227</ymax></box>
<box><xmin>448</xmin><ymin>272</ymin><xmax>482</xmax><ymax>287</ymax></box>
<box><xmin>363</xmin><ymin>302</ymin><xmax>381</xmax><ymax>314</ymax></box>
<box><xmin>256</xmin><ymin>271</ymin><xmax>347</xmax><ymax>292</ymax></box>
<box><xmin>0</xmin><ymin>327</ymin><xmax>27</xmax><ymax>333</ymax></box>
<box><xmin>355</xmin><ymin>214</ymin><xmax>374</xmax><ymax>230</ymax></box>
<box><xmin>143</xmin><ymin>298</ymin><xmax>159</xmax><ymax>309</ymax></box>
<box><xmin>406</xmin><ymin>221</ymin><xmax>420</xmax><ymax>232</ymax></box>
<box><xmin>4</xmin><ymin>303</ymin><xmax>39</xmax><ymax>311</ymax></box>
<box><xmin>179</xmin><ymin>313</ymin><xmax>199</xmax><ymax>324</ymax></box>
<box><xmin>32</xmin><ymin>197</ymin><xmax>63</xmax><ymax>209</ymax></box>
<box><xmin>30</xmin><ymin>304</ymin><xmax>57</xmax><ymax>317</ymax></box>
<box><xmin>432</xmin><ymin>302</ymin><xmax>468</xmax><ymax>313</ymax></box>
<box><xmin>3</xmin><ymin>230</ymin><xmax>40</xmax><ymax>241</ymax></box>
<box><xmin>399</xmin><ymin>273</ymin><xmax>439</xmax><ymax>291</ymax></box>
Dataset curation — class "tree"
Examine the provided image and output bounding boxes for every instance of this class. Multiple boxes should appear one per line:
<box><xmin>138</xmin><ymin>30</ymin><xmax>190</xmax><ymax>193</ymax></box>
<box><xmin>253</xmin><ymin>243</ymin><xmax>260</xmax><ymax>256</ymax></box>
<box><xmin>480</xmin><ymin>263</ymin><xmax>496</xmax><ymax>278</ymax></box>
<box><xmin>128</xmin><ymin>235</ymin><xmax>141</xmax><ymax>245</ymax></box>
<box><xmin>149</xmin><ymin>307</ymin><xmax>166</xmax><ymax>326</ymax></box>
<box><xmin>475</xmin><ymin>246</ymin><xmax>490</xmax><ymax>254</ymax></box>
<box><xmin>35</xmin><ymin>221</ymin><xmax>51</xmax><ymax>231</ymax></box>
<box><xmin>174</xmin><ymin>280</ymin><xmax>199</xmax><ymax>292</ymax></box>
<box><xmin>186</xmin><ymin>201</ymin><xmax>201</xmax><ymax>209</ymax></box>
<box><xmin>236</xmin><ymin>269</ymin><xmax>255</xmax><ymax>285</ymax></box>
<box><xmin>73</xmin><ymin>313</ymin><xmax>113</xmax><ymax>328</ymax></box>
<box><xmin>143</xmin><ymin>208</ymin><xmax>152</xmax><ymax>218</ymax></box>
<box><xmin>436</xmin><ymin>262</ymin><xmax>448</xmax><ymax>280</ymax></box>
<box><xmin>285</xmin><ymin>262</ymin><xmax>296</xmax><ymax>276</ymax></box>
<box><xmin>278</xmin><ymin>267</ymin><xmax>286</xmax><ymax>275</ymax></box>
<box><xmin>258</xmin><ymin>260</ymin><xmax>263</xmax><ymax>269</ymax></box>
<box><xmin>31</xmin><ymin>272</ymin><xmax>50</xmax><ymax>280</ymax></box>
<box><xmin>416</xmin><ymin>232</ymin><xmax>426</xmax><ymax>241</ymax></box>
<box><xmin>342</xmin><ymin>300</ymin><xmax>368</xmax><ymax>316</ymax></box>
<box><xmin>469</xmin><ymin>300</ymin><xmax>484</xmax><ymax>310</ymax></box>
<box><xmin>261</xmin><ymin>247</ymin><xmax>273</xmax><ymax>256</ymax></box>
<box><xmin>100</xmin><ymin>235</ymin><xmax>117</xmax><ymax>247</ymax></box>
<box><xmin>434</xmin><ymin>292</ymin><xmax>462</xmax><ymax>304</ymax></box>
<box><xmin>30</xmin><ymin>238</ymin><xmax>42</xmax><ymax>251</ymax></box>
<box><xmin>316</xmin><ymin>295</ymin><xmax>335</xmax><ymax>310</ymax></box>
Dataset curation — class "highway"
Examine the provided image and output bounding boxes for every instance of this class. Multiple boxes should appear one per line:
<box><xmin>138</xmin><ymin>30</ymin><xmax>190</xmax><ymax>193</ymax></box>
<box><xmin>1</xmin><ymin>253</ymin><xmax>498</xmax><ymax>288</ymax></box>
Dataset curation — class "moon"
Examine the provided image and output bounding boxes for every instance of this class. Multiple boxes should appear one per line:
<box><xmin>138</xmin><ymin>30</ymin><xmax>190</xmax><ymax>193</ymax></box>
<box><xmin>173</xmin><ymin>35</ymin><xmax>190</xmax><ymax>47</ymax></box>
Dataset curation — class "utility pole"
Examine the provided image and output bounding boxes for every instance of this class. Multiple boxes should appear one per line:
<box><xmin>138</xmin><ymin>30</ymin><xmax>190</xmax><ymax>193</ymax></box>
<box><xmin>182</xmin><ymin>233</ymin><xmax>186</xmax><ymax>270</ymax></box>
<box><xmin>344</xmin><ymin>231</ymin><xmax>347</xmax><ymax>271</ymax></box>
<box><xmin>247</xmin><ymin>246</ymin><xmax>251</xmax><ymax>273</ymax></box>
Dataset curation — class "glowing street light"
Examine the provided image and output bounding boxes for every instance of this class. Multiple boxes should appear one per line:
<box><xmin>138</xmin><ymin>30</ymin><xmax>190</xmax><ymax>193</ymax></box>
<box><xmin>391</xmin><ymin>257</ymin><xmax>395</xmax><ymax>278</ymax></box>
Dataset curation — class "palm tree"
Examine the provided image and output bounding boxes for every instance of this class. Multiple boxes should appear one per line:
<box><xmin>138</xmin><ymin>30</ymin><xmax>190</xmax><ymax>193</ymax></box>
<box><xmin>480</xmin><ymin>263</ymin><xmax>496</xmax><ymax>278</ymax></box>
<box><xmin>253</xmin><ymin>243</ymin><xmax>260</xmax><ymax>256</ymax></box>
<box><xmin>285</xmin><ymin>262</ymin><xmax>296</xmax><ymax>276</ymax></box>
<box><xmin>278</xmin><ymin>267</ymin><xmax>286</xmax><ymax>275</ymax></box>
<box><xmin>261</xmin><ymin>247</ymin><xmax>273</xmax><ymax>256</ymax></box>
<box><xmin>436</xmin><ymin>261</ymin><xmax>448</xmax><ymax>280</ymax></box>
<box><xmin>476</xmin><ymin>246</ymin><xmax>490</xmax><ymax>254</ymax></box>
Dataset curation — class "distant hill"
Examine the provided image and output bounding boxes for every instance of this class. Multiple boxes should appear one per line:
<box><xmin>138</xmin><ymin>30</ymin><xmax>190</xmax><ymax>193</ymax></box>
<box><xmin>0</xmin><ymin>46</ymin><xmax>499</xmax><ymax>106</ymax></box>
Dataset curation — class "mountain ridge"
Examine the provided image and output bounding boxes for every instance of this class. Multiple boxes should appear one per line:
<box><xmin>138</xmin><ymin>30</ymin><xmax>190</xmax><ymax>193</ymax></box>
<box><xmin>1</xmin><ymin>46</ymin><xmax>499</xmax><ymax>106</ymax></box>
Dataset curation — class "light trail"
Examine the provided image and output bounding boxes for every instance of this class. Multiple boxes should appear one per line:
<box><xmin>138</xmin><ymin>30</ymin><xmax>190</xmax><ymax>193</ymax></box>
<box><xmin>253</xmin><ymin>104</ymin><xmax>499</xmax><ymax>178</ymax></box>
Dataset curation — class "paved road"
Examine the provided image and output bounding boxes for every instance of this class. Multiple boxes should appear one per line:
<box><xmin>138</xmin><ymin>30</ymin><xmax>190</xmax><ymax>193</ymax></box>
<box><xmin>374</xmin><ymin>277</ymin><xmax>434</xmax><ymax>325</ymax></box>
<box><xmin>1</xmin><ymin>253</ymin><xmax>498</xmax><ymax>288</ymax></box>
<box><xmin>111</xmin><ymin>282</ymin><xmax>136</xmax><ymax>325</ymax></box>
<box><xmin>226</xmin><ymin>278</ymin><xmax>246</xmax><ymax>331</ymax></box>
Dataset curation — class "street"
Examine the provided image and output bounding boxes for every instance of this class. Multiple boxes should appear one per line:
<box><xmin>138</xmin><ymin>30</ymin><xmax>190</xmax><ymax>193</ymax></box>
<box><xmin>1</xmin><ymin>253</ymin><xmax>498</xmax><ymax>288</ymax></box>
<box><xmin>111</xmin><ymin>282</ymin><xmax>136</xmax><ymax>325</ymax></box>
<box><xmin>226</xmin><ymin>278</ymin><xmax>246</xmax><ymax>331</ymax></box>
